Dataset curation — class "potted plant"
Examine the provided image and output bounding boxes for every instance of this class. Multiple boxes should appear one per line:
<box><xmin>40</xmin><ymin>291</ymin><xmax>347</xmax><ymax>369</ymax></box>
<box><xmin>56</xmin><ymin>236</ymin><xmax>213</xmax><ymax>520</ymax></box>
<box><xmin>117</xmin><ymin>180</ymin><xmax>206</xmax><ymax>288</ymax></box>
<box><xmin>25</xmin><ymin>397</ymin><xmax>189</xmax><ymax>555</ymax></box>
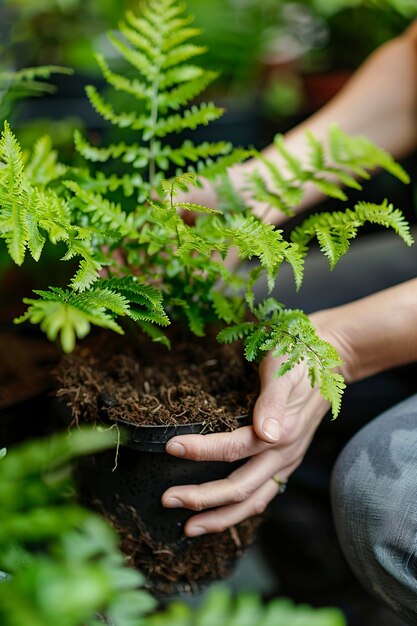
<box><xmin>0</xmin><ymin>0</ymin><xmax>413</xmax><ymax>596</ymax></box>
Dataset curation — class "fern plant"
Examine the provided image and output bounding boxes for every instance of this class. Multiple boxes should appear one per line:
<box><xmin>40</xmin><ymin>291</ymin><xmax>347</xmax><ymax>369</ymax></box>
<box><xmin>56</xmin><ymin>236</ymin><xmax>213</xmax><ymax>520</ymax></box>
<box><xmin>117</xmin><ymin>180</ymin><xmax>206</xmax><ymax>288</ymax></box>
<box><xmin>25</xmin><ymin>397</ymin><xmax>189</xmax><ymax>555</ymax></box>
<box><xmin>0</xmin><ymin>0</ymin><xmax>413</xmax><ymax>418</ymax></box>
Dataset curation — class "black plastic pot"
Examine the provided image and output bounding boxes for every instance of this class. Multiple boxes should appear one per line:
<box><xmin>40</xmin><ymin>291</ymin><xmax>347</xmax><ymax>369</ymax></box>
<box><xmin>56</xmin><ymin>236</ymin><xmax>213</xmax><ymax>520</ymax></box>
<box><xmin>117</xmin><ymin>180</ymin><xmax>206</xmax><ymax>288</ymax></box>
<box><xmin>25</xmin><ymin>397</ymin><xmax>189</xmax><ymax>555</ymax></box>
<box><xmin>77</xmin><ymin>414</ymin><xmax>251</xmax><ymax>550</ymax></box>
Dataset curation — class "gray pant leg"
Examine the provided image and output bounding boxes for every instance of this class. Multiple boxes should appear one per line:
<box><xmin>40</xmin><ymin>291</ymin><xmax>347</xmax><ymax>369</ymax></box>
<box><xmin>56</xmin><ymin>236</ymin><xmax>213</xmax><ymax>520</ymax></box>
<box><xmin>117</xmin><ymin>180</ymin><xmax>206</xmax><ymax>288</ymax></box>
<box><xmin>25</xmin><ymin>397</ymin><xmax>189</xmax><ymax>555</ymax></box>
<box><xmin>331</xmin><ymin>395</ymin><xmax>417</xmax><ymax>625</ymax></box>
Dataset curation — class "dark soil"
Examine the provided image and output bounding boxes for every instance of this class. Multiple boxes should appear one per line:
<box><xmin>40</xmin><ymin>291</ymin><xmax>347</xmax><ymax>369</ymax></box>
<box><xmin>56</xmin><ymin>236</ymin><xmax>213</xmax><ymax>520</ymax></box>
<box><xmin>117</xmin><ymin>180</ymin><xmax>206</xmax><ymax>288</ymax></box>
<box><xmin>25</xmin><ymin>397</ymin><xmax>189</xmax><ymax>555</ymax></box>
<box><xmin>54</xmin><ymin>328</ymin><xmax>263</xmax><ymax>594</ymax></box>
<box><xmin>55</xmin><ymin>328</ymin><xmax>260</xmax><ymax>430</ymax></box>
<box><xmin>106</xmin><ymin>503</ymin><xmax>263</xmax><ymax>597</ymax></box>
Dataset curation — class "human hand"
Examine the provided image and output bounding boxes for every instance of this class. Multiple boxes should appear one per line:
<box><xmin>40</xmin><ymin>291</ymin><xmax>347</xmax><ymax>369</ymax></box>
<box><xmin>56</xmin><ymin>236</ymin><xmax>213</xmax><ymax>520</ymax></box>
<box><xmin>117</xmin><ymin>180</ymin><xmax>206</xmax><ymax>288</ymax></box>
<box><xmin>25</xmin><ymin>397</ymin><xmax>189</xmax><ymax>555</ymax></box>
<box><xmin>162</xmin><ymin>319</ymin><xmax>347</xmax><ymax>536</ymax></box>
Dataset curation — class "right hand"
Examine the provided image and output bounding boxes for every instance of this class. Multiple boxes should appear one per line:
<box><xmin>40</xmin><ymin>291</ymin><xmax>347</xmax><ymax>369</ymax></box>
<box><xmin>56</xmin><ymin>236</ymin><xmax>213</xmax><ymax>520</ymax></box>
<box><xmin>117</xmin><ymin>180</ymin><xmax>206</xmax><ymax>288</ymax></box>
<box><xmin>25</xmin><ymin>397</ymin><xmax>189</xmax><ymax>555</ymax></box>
<box><xmin>162</xmin><ymin>314</ymin><xmax>353</xmax><ymax>536</ymax></box>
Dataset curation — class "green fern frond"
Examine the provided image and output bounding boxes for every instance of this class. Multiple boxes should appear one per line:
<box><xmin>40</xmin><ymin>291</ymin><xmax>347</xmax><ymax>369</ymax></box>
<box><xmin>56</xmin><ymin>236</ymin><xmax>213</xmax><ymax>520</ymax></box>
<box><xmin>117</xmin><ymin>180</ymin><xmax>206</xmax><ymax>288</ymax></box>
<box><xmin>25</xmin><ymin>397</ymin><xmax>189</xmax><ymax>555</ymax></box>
<box><xmin>174</xmin><ymin>202</ymin><xmax>221</xmax><ymax>215</ymax></box>
<box><xmin>198</xmin><ymin>148</ymin><xmax>254</xmax><ymax>179</ymax></box>
<box><xmin>98</xmin><ymin>276</ymin><xmax>169</xmax><ymax>326</ymax></box>
<box><xmin>85</xmin><ymin>85</ymin><xmax>148</xmax><ymax>130</ymax></box>
<box><xmin>310</xmin><ymin>176</ymin><xmax>348</xmax><ymax>201</ymax></box>
<box><xmin>251</xmin><ymin>125</ymin><xmax>411</xmax><ymax>219</ymax></box>
<box><xmin>68</xmin><ymin>256</ymin><xmax>102</xmax><ymax>292</ymax></box>
<box><xmin>246</xmin><ymin>309</ymin><xmax>346</xmax><ymax>417</ymax></box>
<box><xmin>160</xmin><ymin>64</ymin><xmax>204</xmax><ymax>89</ymax></box>
<box><xmin>215</xmin><ymin>174</ymin><xmax>247</xmax><ymax>214</ymax></box>
<box><xmin>0</xmin><ymin>122</ymin><xmax>72</xmax><ymax>265</ymax></box>
<box><xmin>211</xmin><ymin>292</ymin><xmax>241</xmax><ymax>324</ymax></box>
<box><xmin>108</xmin><ymin>32</ymin><xmax>156</xmax><ymax>81</ymax></box>
<box><xmin>162</xmin><ymin>43</ymin><xmax>207</xmax><ymax>69</ymax></box>
<box><xmin>99</xmin><ymin>276</ymin><xmax>163</xmax><ymax>308</ymax></box>
<box><xmin>163</xmin><ymin>26</ymin><xmax>201</xmax><ymax>51</ymax></box>
<box><xmin>166</xmin><ymin>172</ymin><xmax>199</xmax><ymax>194</ymax></box>
<box><xmin>217</xmin><ymin>322</ymin><xmax>255</xmax><ymax>344</ymax></box>
<box><xmin>244</xmin><ymin>328</ymin><xmax>269</xmax><ymax>361</ymax></box>
<box><xmin>125</xmin><ymin>10</ymin><xmax>160</xmax><ymax>46</ymax></box>
<box><xmin>255</xmin><ymin>154</ymin><xmax>303</xmax><ymax>209</ymax></box>
<box><xmin>306</xmin><ymin>130</ymin><xmax>325</xmax><ymax>170</ymax></box>
<box><xmin>163</xmin><ymin>140</ymin><xmax>232</xmax><ymax>167</ymax></box>
<box><xmin>353</xmin><ymin>200</ymin><xmax>414</xmax><ymax>245</ymax></box>
<box><xmin>25</xmin><ymin>135</ymin><xmax>67</xmax><ymax>186</ymax></box>
<box><xmin>179</xmin><ymin>301</ymin><xmax>204</xmax><ymax>336</ymax></box>
<box><xmin>283</xmin><ymin>244</ymin><xmax>304</xmax><ymax>290</ymax></box>
<box><xmin>291</xmin><ymin>200</ymin><xmax>413</xmax><ymax>268</ymax></box>
<box><xmin>226</xmin><ymin>215</ymin><xmax>290</xmax><ymax>290</ymax></box>
<box><xmin>138</xmin><ymin>320</ymin><xmax>171</xmax><ymax>349</ymax></box>
<box><xmin>74</xmin><ymin>131</ymin><xmax>142</xmax><ymax>164</ymax></box>
<box><xmin>93</xmin><ymin>172</ymin><xmax>148</xmax><ymax>198</ymax></box>
<box><xmin>8</xmin><ymin>66</ymin><xmax>73</xmax><ymax>83</ymax></box>
<box><xmin>328</xmin><ymin>123</ymin><xmax>410</xmax><ymax>183</ymax></box>
<box><xmin>64</xmin><ymin>181</ymin><xmax>137</xmax><ymax>237</ymax></box>
<box><xmin>128</xmin><ymin>307</ymin><xmax>170</xmax><ymax>326</ymax></box>
<box><xmin>0</xmin><ymin>120</ymin><xmax>25</xmax><ymax>195</ymax></box>
<box><xmin>158</xmin><ymin>70</ymin><xmax>218</xmax><ymax>111</ymax></box>
<box><xmin>117</xmin><ymin>19</ymin><xmax>159</xmax><ymax>60</ymax></box>
<box><xmin>95</xmin><ymin>53</ymin><xmax>149</xmax><ymax>101</ymax></box>
<box><xmin>15</xmin><ymin>287</ymin><xmax>126</xmax><ymax>353</ymax></box>
<box><xmin>247</xmin><ymin>170</ymin><xmax>294</xmax><ymax>216</ymax></box>
<box><xmin>154</xmin><ymin>102</ymin><xmax>224</xmax><ymax>138</ymax></box>
<box><xmin>273</xmin><ymin>135</ymin><xmax>308</xmax><ymax>181</ymax></box>
<box><xmin>253</xmin><ymin>298</ymin><xmax>284</xmax><ymax>323</ymax></box>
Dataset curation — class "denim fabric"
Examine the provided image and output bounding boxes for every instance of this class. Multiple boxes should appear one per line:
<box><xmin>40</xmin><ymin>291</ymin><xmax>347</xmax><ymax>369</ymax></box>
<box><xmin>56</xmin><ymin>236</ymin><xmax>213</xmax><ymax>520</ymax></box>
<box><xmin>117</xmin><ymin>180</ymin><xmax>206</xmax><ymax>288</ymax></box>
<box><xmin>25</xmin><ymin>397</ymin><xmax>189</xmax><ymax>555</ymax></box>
<box><xmin>331</xmin><ymin>395</ymin><xmax>417</xmax><ymax>625</ymax></box>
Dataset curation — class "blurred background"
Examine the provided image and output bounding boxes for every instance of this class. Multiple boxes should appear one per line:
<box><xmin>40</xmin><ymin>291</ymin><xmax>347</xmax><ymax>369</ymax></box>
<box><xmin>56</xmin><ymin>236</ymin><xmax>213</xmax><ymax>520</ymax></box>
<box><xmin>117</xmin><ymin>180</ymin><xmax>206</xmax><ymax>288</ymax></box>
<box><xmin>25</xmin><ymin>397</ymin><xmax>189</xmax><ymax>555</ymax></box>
<box><xmin>1</xmin><ymin>0</ymin><xmax>416</xmax><ymax>145</ymax></box>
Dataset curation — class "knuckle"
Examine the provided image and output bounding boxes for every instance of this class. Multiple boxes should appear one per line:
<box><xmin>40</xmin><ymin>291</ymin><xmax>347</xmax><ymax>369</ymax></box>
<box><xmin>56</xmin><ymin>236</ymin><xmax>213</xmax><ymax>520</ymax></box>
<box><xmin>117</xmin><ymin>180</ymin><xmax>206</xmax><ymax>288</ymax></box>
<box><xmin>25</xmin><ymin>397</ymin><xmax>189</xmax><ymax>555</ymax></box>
<box><xmin>189</xmin><ymin>495</ymin><xmax>206</xmax><ymax>512</ymax></box>
<box><xmin>258</xmin><ymin>394</ymin><xmax>284</xmax><ymax>415</ymax></box>
<box><xmin>254</xmin><ymin>500</ymin><xmax>267</xmax><ymax>515</ymax></box>
<box><xmin>186</xmin><ymin>439</ymin><xmax>207</xmax><ymax>462</ymax></box>
<box><xmin>222</xmin><ymin>438</ymin><xmax>246</xmax><ymax>463</ymax></box>
<box><xmin>231</xmin><ymin>485</ymin><xmax>251</xmax><ymax>503</ymax></box>
<box><xmin>188</xmin><ymin>485</ymin><xmax>213</xmax><ymax>511</ymax></box>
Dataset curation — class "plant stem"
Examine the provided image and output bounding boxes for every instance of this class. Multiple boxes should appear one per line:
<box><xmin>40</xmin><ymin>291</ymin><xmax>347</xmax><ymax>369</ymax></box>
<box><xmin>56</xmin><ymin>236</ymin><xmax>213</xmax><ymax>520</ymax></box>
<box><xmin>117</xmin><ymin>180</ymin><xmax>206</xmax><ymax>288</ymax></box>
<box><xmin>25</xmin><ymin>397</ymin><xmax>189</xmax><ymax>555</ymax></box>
<box><xmin>148</xmin><ymin>77</ymin><xmax>159</xmax><ymax>185</ymax></box>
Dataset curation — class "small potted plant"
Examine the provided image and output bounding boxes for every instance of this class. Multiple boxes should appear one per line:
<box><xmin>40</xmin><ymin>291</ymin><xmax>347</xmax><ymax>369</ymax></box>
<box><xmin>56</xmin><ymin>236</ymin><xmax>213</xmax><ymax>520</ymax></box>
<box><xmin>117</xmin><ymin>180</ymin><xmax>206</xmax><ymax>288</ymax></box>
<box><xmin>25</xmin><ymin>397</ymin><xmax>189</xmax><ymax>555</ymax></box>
<box><xmin>0</xmin><ymin>0</ymin><xmax>413</xmax><ymax>595</ymax></box>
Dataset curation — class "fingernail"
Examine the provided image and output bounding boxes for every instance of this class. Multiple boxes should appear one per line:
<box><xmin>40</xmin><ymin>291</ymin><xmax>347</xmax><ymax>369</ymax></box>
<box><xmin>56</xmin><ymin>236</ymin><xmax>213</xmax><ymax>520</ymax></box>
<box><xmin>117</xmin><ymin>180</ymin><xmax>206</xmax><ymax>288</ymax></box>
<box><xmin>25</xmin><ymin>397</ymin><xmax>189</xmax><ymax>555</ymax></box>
<box><xmin>164</xmin><ymin>497</ymin><xmax>183</xmax><ymax>508</ymax></box>
<box><xmin>262</xmin><ymin>418</ymin><xmax>281</xmax><ymax>442</ymax></box>
<box><xmin>166</xmin><ymin>441</ymin><xmax>186</xmax><ymax>456</ymax></box>
<box><xmin>187</xmin><ymin>526</ymin><xmax>207</xmax><ymax>537</ymax></box>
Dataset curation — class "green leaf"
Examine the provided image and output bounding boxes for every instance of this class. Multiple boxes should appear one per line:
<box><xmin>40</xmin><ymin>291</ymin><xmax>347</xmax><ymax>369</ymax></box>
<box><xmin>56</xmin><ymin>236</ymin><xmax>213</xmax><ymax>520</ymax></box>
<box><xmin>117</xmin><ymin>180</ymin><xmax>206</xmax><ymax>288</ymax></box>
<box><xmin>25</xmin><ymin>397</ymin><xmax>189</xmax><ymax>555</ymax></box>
<box><xmin>217</xmin><ymin>322</ymin><xmax>255</xmax><ymax>344</ymax></box>
<box><xmin>244</xmin><ymin>328</ymin><xmax>268</xmax><ymax>361</ymax></box>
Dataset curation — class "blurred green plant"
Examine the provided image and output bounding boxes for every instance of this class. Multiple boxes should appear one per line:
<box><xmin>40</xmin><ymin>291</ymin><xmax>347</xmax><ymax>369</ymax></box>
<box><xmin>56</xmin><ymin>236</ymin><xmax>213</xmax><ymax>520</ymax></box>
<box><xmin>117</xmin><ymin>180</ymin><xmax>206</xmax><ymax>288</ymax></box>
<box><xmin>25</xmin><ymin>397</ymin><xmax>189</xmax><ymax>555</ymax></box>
<box><xmin>0</xmin><ymin>427</ymin><xmax>157</xmax><ymax>626</ymax></box>
<box><xmin>0</xmin><ymin>66</ymin><xmax>73</xmax><ymax>124</ymax></box>
<box><xmin>0</xmin><ymin>429</ymin><xmax>347</xmax><ymax>626</ymax></box>
<box><xmin>3</xmin><ymin>0</ymin><xmax>133</xmax><ymax>71</ymax></box>
<box><xmin>148</xmin><ymin>586</ymin><xmax>347</xmax><ymax>626</ymax></box>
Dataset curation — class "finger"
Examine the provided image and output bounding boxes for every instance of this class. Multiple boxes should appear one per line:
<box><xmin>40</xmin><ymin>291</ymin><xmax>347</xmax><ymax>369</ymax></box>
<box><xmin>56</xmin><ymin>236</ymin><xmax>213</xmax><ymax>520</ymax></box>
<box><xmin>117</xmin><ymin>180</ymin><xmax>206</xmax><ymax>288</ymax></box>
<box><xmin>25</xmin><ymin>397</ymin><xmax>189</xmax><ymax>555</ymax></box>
<box><xmin>165</xmin><ymin>425</ymin><xmax>269</xmax><ymax>462</ymax></box>
<box><xmin>252</xmin><ymin>359</ymin><xmax>294</xmax><ymax>444</ymax></box>
<box><xmin>162</xmin><ymin>447</ymin><xmax>285</xmax><ymax>511</ymax></box>
<box><xmin>183</xmin><ymin>477</ymin><xmax>280</xmax><ymax>536</ymax></box>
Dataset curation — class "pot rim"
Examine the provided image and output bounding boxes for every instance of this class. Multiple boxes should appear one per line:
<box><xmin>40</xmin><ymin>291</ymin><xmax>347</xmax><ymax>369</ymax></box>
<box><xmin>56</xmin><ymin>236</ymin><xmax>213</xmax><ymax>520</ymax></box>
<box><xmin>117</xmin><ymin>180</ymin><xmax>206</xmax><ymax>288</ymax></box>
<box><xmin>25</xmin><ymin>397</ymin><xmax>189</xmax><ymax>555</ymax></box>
<box><xmin>108</xmin><ymin>413</ymin><xmax>251</xmax><ymax>451</ymax></box>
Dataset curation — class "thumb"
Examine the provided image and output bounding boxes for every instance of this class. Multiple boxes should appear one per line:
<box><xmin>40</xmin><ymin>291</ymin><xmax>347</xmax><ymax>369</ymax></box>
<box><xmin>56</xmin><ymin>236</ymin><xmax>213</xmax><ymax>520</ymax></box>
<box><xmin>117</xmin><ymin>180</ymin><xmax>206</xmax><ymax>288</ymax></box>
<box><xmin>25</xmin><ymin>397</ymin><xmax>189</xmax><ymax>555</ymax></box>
<box><xmin>252</xmin><ymin>367</ymin><xmax>292</xmax><ymax>444</ymax></box>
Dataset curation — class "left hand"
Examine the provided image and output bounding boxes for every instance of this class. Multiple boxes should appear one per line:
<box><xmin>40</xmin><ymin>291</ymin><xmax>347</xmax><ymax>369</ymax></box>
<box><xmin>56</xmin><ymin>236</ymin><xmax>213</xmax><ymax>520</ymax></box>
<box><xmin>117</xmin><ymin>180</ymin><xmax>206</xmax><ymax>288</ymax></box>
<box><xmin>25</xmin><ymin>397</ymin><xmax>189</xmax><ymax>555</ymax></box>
<box><xmin>161</xmin><ymin>347</ymin><xmax>334</xmax><ymax>537</ymax></box>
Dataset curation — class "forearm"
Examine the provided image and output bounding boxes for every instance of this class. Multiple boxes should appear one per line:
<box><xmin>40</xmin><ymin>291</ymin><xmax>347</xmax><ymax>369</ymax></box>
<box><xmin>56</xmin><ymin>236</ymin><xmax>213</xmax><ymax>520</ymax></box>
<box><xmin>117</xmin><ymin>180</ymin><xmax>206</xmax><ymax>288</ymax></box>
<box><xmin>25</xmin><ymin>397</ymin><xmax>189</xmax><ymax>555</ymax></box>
<box><xmin>229</xmin><ymin>21</ymin><xmax>417</xmax><ymax>222</ymax></box>
<box><xmin>313</xmin><ymin>277</ymin><xmax>417</xmax><ymax>384</ymax></box>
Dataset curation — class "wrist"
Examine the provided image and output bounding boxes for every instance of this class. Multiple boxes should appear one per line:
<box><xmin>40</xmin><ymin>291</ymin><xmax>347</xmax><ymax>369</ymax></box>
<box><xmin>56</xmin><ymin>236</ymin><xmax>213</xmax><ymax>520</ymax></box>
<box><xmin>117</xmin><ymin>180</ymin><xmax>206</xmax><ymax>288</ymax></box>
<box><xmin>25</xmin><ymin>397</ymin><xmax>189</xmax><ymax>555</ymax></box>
<box><xmin>309</xmin><ymin>309</ymin><xmax>359</xmax><ymax>385</ymax></box>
